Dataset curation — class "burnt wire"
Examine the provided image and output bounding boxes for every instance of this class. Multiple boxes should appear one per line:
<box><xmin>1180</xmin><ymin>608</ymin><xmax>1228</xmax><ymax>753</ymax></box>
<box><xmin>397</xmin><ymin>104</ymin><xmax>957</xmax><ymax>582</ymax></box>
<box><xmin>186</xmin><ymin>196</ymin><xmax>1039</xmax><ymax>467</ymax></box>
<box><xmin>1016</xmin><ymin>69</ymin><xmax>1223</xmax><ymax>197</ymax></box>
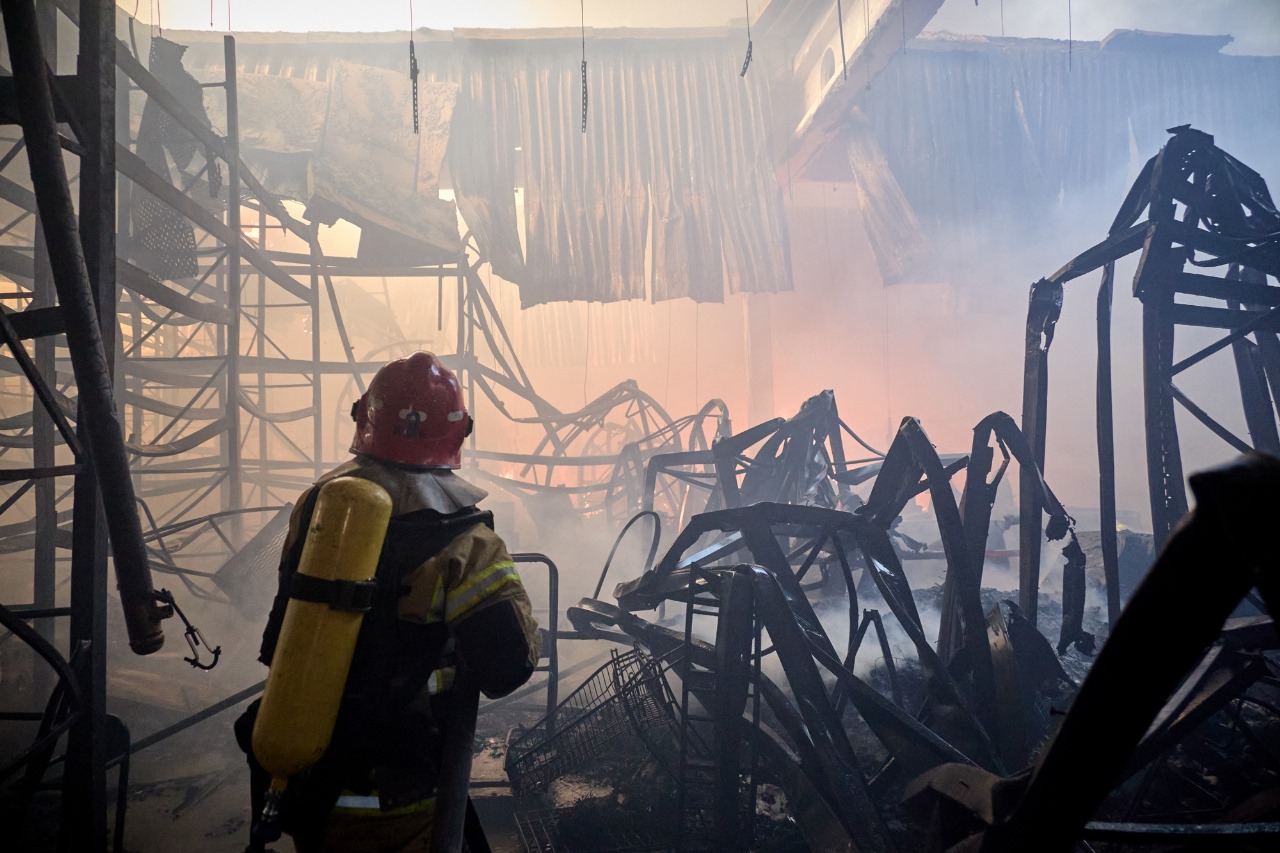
<box><xmin>740</xmin><ymin>0</ymin><xmax>753</xmax><ymax>77</ymax></box>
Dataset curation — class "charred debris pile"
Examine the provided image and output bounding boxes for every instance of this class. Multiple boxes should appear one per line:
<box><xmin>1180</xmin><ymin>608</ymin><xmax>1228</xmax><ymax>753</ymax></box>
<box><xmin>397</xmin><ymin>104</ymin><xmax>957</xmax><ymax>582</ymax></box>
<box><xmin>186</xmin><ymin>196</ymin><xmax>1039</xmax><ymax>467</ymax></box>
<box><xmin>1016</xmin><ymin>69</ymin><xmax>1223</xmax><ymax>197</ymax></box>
<box><xmin>488</xmin><ymin>130</ymin><xmax>1280</xmax><ymax>852</ymax></box>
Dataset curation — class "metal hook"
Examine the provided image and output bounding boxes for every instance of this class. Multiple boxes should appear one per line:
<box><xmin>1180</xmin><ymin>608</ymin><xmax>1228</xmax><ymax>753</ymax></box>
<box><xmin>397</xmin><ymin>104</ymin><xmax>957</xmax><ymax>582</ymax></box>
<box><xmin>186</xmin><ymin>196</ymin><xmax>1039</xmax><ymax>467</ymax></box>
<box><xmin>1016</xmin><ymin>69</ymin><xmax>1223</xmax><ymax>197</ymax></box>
<box><xmin>155</xmin><ymin>589</ymin><xmax>222</xmax><ymax>671</ymax></box>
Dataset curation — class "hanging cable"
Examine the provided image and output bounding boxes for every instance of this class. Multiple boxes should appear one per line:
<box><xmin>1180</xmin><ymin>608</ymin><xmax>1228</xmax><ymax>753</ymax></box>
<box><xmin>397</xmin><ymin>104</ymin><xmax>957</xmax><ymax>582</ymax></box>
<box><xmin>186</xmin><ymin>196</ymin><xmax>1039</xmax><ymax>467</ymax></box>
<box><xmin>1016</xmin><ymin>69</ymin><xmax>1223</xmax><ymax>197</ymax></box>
<box><xmin>836</xmin><ymin>0</ymin><xmax>848</xmax><ymax>81</ymax></box>
<box><xmin>580</xmin><ymin>0</ymin><xmax>588</xmax><ymax>133</ymax></box>
<box><xmin>740</xmin><ymin>0</ymin><xmax>753</xmax><ymax>77</ymax></box>
<box><xmin>409</xmin><ymin>1</ymin><xmax>420</xmax><ymax>133</ymax></box>
<box><xmin>1000</xmin><ymin>0</ymin><xmax>1005</xmax><ymax>37</ymax></box>
<box><xmin>864</xmin><ymin>0</ymin><xmax>871</xmax><ymax>90</ymax></box>
<box><xmin>1068</xmin><ymin>0</ymin><xmax>1073</xmax><ymax>70</ymax></box>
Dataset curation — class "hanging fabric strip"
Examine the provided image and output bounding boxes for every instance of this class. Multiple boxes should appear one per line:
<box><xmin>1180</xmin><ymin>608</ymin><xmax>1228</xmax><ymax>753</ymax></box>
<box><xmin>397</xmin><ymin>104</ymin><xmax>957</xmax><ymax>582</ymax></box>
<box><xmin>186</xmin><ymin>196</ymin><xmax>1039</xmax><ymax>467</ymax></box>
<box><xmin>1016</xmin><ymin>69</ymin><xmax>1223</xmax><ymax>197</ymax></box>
<box><xmin>740</xmin><ymin>0</ymin><xmax>753</xmax><ymax>77</ymax></box>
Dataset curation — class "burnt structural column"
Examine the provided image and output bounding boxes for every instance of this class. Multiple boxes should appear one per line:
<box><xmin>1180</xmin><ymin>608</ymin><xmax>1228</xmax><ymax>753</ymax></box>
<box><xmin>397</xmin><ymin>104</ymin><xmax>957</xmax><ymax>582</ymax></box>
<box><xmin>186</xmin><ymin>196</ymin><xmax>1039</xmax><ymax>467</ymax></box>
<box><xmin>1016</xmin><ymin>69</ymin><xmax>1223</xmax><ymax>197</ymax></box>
<box><xmin>63</xmin><ymin>0</ymin><xmax>115</xmax><ymax>848</ymax></box>
<box><xmin>30</xmin><ymin>0</ymin><xmax>59</xmax><ymax>690</ymax></box>
<box><xmin>1019</xmin><ymin>278</ymin><xmax>1061</xmax><ymax>626</ymax></box>
<box><xmin>1135</xmin><ymin>222</ymin><xmax>1188</xmax><ymax>548</ymax></box>
<box><xmin>223</xmin><ymin>35</ymin><xmax>243</xmax><ymax>516</ymax></box>
<box><xmin>1095</xmin><ymin>263</ymin><xmax>1122</xmax><ymax>627</ymax></box>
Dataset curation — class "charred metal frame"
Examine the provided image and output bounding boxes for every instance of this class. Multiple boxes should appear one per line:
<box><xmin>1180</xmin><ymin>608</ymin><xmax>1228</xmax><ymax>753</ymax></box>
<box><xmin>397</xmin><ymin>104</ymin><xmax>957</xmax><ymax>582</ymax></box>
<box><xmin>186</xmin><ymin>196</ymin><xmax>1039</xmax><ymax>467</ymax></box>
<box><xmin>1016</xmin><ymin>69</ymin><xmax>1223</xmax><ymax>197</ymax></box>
<box><xmin>551</xmin><ymin>404</ymin><xmax>1098</xmax><ymax>850</ymax></box>
<box><xmin>908</xmin><ymin>453</ymin><xmax>1280</xmax><ymax>852</ymax></box>
<box><xmin>1021</xmin><ymin>126</ymin><xmax>1280</xmax><ymax>625</ymax></box>
<box><xmin>561</xmin><ymin>445</ymin><xmax>1278</xmax><ymax>851</ymax></box>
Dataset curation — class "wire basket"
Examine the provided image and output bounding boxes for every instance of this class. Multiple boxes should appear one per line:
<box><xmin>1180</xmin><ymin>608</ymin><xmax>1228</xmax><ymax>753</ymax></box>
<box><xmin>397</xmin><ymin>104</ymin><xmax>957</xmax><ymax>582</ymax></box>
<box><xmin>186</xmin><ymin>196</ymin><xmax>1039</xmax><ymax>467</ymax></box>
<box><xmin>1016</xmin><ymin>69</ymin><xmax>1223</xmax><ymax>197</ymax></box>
<box><xmin>505</xmin><ymin>648</ymin><xmax>675</xmax><ymax>794</ymax></box>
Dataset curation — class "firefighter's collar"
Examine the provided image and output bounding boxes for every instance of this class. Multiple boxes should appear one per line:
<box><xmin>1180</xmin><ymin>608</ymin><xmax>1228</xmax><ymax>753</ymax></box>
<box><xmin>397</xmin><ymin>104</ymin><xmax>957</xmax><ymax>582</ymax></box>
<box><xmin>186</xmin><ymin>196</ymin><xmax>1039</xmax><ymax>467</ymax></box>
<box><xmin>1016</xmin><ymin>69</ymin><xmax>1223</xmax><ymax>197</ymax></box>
<box><xmin>323</xmin><ymin>458</ymin><xmax>489</xmax><ymax>515</ymax></box>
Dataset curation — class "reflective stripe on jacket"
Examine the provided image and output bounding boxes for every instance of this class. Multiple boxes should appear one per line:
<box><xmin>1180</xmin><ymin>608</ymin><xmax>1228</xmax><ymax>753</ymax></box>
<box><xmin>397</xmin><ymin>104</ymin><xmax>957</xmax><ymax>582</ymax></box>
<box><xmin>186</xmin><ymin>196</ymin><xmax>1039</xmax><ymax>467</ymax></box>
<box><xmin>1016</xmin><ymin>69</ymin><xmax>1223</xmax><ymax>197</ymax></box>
<box><xmin>397</xmin><ymin>523</ymin><xmax>541</xmax><ymax>671</ymax></box>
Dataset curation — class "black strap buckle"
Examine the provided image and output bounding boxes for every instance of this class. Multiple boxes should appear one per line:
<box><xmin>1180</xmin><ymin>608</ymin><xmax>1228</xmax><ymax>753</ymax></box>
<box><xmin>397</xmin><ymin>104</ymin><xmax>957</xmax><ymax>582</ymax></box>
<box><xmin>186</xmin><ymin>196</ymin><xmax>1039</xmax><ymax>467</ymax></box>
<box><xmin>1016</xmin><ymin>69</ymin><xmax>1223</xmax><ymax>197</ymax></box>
<box><xmin>290</xmin><ymin>573</ymin><xmax>378</xmax><ymax>612</ymax></box>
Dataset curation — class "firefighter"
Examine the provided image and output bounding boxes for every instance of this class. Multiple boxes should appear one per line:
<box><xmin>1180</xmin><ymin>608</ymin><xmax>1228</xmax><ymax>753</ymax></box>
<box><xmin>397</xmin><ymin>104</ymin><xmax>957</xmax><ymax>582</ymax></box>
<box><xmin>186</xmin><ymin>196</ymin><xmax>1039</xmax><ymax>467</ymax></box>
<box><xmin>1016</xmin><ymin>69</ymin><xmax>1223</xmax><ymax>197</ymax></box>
<box><xmin>236</xmin><ymin>352</ymin><xmax>540</xmax><ymax>852</ymax></box>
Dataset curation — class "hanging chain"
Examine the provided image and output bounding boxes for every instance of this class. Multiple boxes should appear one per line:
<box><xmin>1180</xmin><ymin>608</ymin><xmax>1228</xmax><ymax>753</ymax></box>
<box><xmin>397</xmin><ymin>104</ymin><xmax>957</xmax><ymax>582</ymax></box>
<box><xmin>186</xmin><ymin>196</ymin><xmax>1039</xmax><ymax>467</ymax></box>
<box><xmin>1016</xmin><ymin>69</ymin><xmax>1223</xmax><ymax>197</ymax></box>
<box><xmin>409</xmin><ymin>1</ymin><xmax>420</xmax><ymax>133</ymax></box>
<box><xmin>740</xmin><ymin>0</ymin><xmax>753</xmax><ymax>77</ymax></box>
<box><xmin>410</xmin><ymin>41</ymin><xmax>420</xmax><ymax>133</ymax></box>
<box><xmin>580</xmin><ymin>0</ymin><xmax>588</xmax><ymax>133</ymax></box>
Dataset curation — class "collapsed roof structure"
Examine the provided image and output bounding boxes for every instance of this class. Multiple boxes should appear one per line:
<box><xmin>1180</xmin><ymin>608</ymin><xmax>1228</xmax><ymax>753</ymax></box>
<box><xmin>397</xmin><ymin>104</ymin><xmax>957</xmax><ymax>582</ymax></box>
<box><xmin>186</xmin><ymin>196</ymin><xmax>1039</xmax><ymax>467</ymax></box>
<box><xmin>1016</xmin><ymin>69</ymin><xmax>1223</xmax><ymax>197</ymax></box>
<box><xmin>0</xmin><ymin>1</ymin><xmax>1277</xmax><ymax>850</ymax></box>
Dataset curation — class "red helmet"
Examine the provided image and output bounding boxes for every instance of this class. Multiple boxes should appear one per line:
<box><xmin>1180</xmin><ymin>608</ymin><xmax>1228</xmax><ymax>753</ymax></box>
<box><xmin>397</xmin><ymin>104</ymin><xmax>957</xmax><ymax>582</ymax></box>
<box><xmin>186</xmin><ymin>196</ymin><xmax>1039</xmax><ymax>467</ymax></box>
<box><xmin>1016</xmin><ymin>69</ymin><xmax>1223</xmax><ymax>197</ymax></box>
<box><xmin>349</xmin><ymin>352</ymin><xmax>471</xmax><ymax>468</ymax></box>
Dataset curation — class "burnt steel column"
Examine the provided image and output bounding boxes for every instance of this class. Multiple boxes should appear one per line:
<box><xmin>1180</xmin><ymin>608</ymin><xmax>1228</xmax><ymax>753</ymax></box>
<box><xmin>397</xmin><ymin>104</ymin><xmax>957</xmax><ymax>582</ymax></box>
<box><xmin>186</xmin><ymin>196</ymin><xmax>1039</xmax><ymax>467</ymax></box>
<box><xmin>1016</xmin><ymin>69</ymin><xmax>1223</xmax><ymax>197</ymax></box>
<box><xmin>310</xmin><ymin>240</ymin><xmax>323</xmax><ymax>477</ymax></box>
<box><xmin>224</xmin><ymin>35</ymin><xmax>243</xmax><ymax>513</ymax></box>
<box><xmin>32</xmin><ymin>223</ymin><xmax>58</xmax><ymax>677</ymax></box>
<box><xmin>31</xmin><ymin>0</ymin><xmax>58</xmax><ymax>673</ymax></box>
<box><xmin>1136</xmin><ymin>225</ymin><xmax>1188</xmax><ymax>548</ymax></box>
<box><xmin>1095</xmin><ymin>263</ymin><xmax>1121</xmax><ymax>625</ymax></box>
<box><xmin>68</xmin><ymin>0</ymin><xmax>114</xmax><ymax>848</ymax></box>
<box><xmin>1019</xmin><ymin>278</ymin><xmax>1061</xmax><ymax>625</ymax></box>
<box><xmin>1227</xmin><ymin>268</ymin><xmax>1280</xmax><ymax>455</ymax></box>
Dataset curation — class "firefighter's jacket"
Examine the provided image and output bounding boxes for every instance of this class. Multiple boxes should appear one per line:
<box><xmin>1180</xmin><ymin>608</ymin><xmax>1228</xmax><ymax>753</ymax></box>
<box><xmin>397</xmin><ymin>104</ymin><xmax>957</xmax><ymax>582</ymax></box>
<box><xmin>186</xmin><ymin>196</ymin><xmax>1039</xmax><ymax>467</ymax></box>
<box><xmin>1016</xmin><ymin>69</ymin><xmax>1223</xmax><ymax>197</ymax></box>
<box><xmin>249</xmin><ymin>460</ymin><xmax>539</xmax><ymax>828</ymax></box>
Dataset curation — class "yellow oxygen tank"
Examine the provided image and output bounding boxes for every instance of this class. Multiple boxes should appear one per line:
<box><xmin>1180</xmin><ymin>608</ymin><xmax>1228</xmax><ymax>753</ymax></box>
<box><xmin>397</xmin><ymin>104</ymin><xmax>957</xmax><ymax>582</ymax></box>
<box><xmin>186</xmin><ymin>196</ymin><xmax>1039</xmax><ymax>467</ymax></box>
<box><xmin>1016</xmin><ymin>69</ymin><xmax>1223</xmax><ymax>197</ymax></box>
<box><xmin>251</xmin><ymin>476</ymin><xmax>393</xmax><ymax>837</ymax></box>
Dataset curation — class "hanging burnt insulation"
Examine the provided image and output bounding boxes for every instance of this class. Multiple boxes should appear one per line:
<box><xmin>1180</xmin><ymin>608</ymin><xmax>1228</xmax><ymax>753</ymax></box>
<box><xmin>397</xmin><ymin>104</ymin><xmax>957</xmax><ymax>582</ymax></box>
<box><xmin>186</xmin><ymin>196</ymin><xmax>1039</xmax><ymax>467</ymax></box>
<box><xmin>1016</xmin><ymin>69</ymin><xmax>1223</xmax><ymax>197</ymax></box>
<box><xmin>130</xmin><ymin>36</ymin><xmax>208</xmax><ymax>281</ymax></box>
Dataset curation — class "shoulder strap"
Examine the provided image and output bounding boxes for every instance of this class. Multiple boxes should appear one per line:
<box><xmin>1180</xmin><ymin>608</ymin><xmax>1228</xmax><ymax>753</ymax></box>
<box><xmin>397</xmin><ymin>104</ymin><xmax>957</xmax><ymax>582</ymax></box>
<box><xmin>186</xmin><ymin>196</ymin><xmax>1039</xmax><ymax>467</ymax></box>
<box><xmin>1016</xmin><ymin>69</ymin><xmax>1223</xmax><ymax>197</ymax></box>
<box><xmin>257</xmin><ymin>486</ymin><xmax>322</xmax><ymax>666</ymax></box>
